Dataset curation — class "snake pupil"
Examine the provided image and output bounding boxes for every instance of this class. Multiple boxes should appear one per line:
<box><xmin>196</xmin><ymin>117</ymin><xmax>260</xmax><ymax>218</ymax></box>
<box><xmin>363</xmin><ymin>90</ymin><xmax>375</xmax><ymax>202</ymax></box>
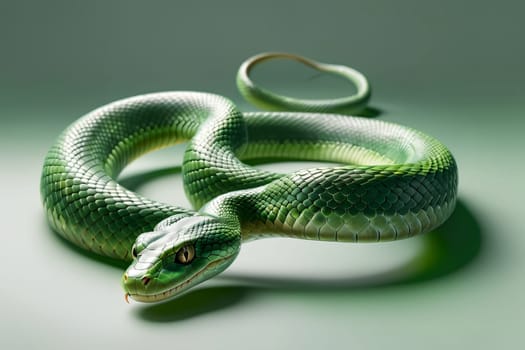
<box><xmin>175</xmin><ymin>245</ymin><xmax>195</xmax><ymax>265</ymax></box>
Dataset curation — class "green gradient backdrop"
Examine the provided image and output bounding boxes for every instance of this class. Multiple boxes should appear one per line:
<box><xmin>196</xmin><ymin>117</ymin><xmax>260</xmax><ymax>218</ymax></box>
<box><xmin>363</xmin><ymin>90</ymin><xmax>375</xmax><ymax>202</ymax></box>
<box><xmin>1</xmin><ymin>1</ymin><xmax>523</xmax><ymax>349</ymax></box>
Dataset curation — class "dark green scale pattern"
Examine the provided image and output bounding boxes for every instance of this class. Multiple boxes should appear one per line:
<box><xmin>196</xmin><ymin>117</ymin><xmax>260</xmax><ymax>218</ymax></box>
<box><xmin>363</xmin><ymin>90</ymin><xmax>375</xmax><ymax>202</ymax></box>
<box><xmin>182</xmin><ymin>107</ymin><xmax>281</xmax><ymax>209</ymax></box>
<box><xmin>200</xmin><ymin>113</ymin><xmax>457</xmax><ymax>242</ymax></box>
<box><xmin>42</xmin><ymin>91</ymin><xmax>458</xmax><ymax>262</ymax></box>
<box><xmin>41</xmin><ymin>92</ymin><xmax>236</xmax><ymax>260</ymax></box>
<box><xmin>250</xmin><ymin>160</ymin><xmax>456</xmax><ymax>236</ymax></box>
<box><xmin>241</xmin><ymin>113</ymin><xmax>456</xmax><ymax>220</ymax></box>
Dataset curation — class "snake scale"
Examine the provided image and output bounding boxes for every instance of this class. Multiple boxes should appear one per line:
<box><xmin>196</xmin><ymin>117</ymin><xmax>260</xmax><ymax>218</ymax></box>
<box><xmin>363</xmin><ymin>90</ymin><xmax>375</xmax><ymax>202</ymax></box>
<box><xmin>40</xmin><ymin>53</ymin><xmax>458</xmax><ymax>303</ymax></box>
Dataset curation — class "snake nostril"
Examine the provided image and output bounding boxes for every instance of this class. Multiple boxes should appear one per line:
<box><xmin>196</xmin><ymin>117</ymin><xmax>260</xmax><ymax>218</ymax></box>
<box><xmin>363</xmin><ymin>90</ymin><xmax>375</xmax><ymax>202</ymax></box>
<box><xmin>123</xmin><ymin>274</ymin><xmax>128</xmax><ymax>282</ymax></box>
<box><xmin>141</xmin><ymin>276</ymin><xmax>151</xmax><ymax>286</ymax></box>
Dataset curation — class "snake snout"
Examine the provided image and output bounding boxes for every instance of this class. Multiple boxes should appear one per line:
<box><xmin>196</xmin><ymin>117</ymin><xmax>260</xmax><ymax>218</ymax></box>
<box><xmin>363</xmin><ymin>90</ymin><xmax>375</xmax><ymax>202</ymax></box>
<box><xmin>122</xmin><ymin>273</ymin><xmax>151</xmax><ymax>286</ymax></box>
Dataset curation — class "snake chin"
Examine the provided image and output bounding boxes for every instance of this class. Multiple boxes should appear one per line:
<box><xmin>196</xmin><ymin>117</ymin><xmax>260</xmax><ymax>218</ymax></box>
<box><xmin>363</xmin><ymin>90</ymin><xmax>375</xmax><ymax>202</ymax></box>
<box><xmin>121</xmin><ymin>214</ymin><xmax>241</xmax><ymax>303</ymax></box>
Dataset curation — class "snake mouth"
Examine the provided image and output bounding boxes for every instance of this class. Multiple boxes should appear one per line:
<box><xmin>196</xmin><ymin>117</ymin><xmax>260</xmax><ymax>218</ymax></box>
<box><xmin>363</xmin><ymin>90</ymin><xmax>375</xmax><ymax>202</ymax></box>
<box><xmin>125</xmin><ymin>254</ymin><xmax>234</xmax><ymax>303</ymax></box>
<box><xmin>126</xmin><ymin>277</ymin><xmax>197</xmax><ymax>303</ymax></box>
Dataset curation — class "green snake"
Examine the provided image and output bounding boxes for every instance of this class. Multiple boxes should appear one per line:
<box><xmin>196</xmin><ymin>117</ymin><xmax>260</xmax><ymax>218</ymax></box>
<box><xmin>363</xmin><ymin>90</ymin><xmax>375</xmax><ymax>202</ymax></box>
<box><xmin>40</xmin><ymin>53</ymin><xmax>458</xmax><ymax>303</ymax></box>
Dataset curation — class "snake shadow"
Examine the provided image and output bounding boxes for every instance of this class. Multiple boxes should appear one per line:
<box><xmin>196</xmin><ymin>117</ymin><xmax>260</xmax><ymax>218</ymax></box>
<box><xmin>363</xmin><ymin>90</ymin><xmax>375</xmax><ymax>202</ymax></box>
<box><xmin>358</xmin><ymin>106</ymin><xmax>382</xmax><ymax>118</ymax></box>
<box><xmin>117</xmin><ymin>166</ymin><xmax>483</xmax><ymax>322</ymax></box>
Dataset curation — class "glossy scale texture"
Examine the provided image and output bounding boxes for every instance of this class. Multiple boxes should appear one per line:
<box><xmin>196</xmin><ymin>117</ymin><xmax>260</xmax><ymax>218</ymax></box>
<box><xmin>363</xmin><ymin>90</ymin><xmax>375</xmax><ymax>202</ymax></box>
<box><xmin>40</xmin><ymin>53</ymin><xmax>457</xmax><ymax>302</ymax></box>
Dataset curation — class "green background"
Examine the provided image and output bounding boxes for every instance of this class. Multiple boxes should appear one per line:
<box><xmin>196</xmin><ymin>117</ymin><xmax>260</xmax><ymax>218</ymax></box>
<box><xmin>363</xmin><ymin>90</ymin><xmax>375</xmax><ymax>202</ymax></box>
<box><xmin>1</xmin><ymin>1</ymin><xmax>523</xmax><ymax>349</ymax></box>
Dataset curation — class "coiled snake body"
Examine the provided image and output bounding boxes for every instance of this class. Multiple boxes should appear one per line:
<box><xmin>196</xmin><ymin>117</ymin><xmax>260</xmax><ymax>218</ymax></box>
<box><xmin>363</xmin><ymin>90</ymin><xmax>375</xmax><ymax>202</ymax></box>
<box><xmin>41</xmin><ymin>53</ymin><xmax>457</xmax><ymax>303</ymax></box>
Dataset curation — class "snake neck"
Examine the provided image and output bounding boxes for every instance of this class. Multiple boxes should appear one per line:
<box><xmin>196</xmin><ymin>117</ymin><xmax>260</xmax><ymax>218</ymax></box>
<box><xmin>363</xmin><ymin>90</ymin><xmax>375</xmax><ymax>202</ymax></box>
<box><xmin>198</xmin><ymin>187</ymin><xmax>267</xmax><ymax>241</ymax></box>
<box><xmin>182</xmin><ymin>106</ymin><xmax>281</xmax><ymax>210</ymax></box>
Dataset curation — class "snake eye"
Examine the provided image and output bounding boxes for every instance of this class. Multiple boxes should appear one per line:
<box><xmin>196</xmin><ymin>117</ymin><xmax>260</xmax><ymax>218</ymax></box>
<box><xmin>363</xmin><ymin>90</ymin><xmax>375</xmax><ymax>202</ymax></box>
<box><xmin>175</xmin><ymin>245</ymin><xmax>195</xmax><ymax>265</ymax></box>
<box><xmin>131</xmin><ymin>244</ymin><xmax>138</xmax><ymax>259</ymax></box>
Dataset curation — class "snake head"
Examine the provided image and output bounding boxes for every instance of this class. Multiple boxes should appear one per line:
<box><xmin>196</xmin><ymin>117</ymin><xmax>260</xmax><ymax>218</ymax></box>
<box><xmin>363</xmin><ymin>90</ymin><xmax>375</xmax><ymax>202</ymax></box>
<box><xmin>122</xmin><ymin>215</ymin><xmax>240</xmax><ymax>303</ymax></box>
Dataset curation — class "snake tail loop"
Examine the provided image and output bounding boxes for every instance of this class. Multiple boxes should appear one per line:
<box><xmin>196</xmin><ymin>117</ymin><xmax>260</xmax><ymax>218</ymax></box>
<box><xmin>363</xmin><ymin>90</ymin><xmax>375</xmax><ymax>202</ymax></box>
<box><xmin>236</xmin><ymin>52</ymin><xmax>371</xmax><ymax>114</ymax></box>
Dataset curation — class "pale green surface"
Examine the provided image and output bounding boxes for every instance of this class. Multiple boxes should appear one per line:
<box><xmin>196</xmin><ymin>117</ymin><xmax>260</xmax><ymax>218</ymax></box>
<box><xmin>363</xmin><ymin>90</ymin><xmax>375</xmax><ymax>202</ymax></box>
<box><xmin>1</xmin><ymin>0</ymin><xmax>524</xmax><ymax>349</ymax></box>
